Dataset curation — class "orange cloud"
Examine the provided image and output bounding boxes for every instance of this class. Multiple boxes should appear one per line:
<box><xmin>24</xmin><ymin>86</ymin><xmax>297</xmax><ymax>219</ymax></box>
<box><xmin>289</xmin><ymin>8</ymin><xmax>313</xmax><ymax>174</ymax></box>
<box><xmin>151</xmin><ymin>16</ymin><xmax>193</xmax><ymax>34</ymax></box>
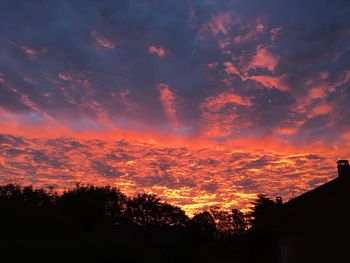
<box><xmin>157</xmin><ymin>83</ymin><xmax>179</xmax><ymax>130</ymax></box>
<box><xmin>224</xmin><ymin>61</ymin><xmax>241</xmax><ymax>77</ymax></box>
<box><xmin>205</xmin><ymin>92</ymin><xmax>252</xmax><ymax>108</ymax></box>
<box><xmin>250</xmin><ymin>74</ymin><xmax>289</xmax><ymax>91</ymax></box>
<box><xmin>310</xmin><ymin>103</ymin><xmax>333</xmax><ymax>118</ymax></box>
<box><xmin>249</xmin><ymin>46</ymin><xmax>279</xmax><ymax>72</ymax></box>
<box><xmin>200</xmin><ymin>92</ymin><xmax>252</xmax><ymax>137</ymax></box>
<box><xmin>148</xmin><ymin>45</ymin><xmax>167</xmax><ymax>58</ymax></box>
<box><xmin>276</xmin><ymin>127</ymin><xmax>299</xmax><ymax>136</ymax></box>
<box><xmin>91</xmin><ymin>30</ymin><xmax>115</xmax><ymax>49</ymax></box>
<box><xmin>0</xmin><ymin>132</ymin><xmax>341</xmax><ymax>216</ymax></box>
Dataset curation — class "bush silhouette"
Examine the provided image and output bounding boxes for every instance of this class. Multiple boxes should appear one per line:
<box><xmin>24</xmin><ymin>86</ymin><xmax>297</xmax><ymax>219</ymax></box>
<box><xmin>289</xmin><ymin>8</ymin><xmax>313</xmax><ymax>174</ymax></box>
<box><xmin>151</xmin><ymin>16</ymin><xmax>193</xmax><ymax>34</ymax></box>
<box><xmin>0</xmin><ymin>183</ymin><xmax>250</xmax><ymax>262</ymax></box>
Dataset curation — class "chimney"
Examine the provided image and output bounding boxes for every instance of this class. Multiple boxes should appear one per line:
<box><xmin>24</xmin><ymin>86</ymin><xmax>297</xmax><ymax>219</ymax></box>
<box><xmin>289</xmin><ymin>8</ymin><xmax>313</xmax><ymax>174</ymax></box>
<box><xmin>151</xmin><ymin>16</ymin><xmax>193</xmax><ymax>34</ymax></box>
<box><xmin>276</xmin><ymin>196</ymin><xmax>283</xmax><ymax>207</ymax></box>
<box><xmin>337</xmin><ymin>160</ymin><xmax>350</xmax><ymax>178</ymax></box>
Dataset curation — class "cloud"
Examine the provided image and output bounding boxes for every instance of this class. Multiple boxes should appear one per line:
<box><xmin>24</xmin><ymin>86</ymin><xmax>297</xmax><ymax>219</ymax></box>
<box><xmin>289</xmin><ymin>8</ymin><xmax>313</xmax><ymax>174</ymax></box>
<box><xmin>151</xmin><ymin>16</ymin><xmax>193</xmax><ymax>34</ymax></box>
<box><xmin>18</xmin><ymin>46</ymin><xmax>42</xmax><ymax>60</ymax></box>
<box><xmin>270</xmin><ymin>27</ymin><xmax>282</xmax><ymax>41</ymax></box>
<box><xmin>8</xmin><ymin>41</ymin><xmax>47</xmax><ymax>60</ymax></box>
<box><xmin>224</xmin><ymin>62</ymin><xmax>243</xmax><ymax>78</ymax></box>
<box><xmin>200</xmin><ymin>92</ymin><xmax>252</xmax><ymax>137</ymax></box>
<box><xmin>249</xmin><ymin>74</ymin><xmax>289</xmax><ymax>91</ymax></box>
<box><xmin>248</xmin><ymin>45</ymin><xmax>280</xmax><ymax>72</ymax></box>
<box><xmin>91</xmin><ymin>160</ymin><xmax>124</xmax><ymax>177</ymax></box>
<box><xmin>91</xmin><ymin>30</ymin><xmax>115</xmax><ymax>48</ymax></box>
<box><xmin>310</xmin><ymin>103</ymin><xmax>332</xmax><ymax>118</ymax></box>
<box><xmin>204</xmin><ymin>92</ymin><xmax>252</xmax><ymax>107</ymax></box>
<box><xmin>157</xmin><ymin>83</ymin><xmax>179</xmax><ymax>130</ymax></box>
<box><xmin>290</xmin><ymin>70</ymin><xmax>350</xmax><ymax>134</ymax></box>
<box><xmin>233</xmin><ymin>21</ymin><xmax>265</xmax><ymax>44</ymax></box>
<box><xmin>0</xmin><ymin>134</ymin><xmax>339</xmax><ymax>215</ymax></box>
<box><xmin>201</xmin><ymin>12</ymin><xmax>237</xmax><ymax>36</ymax></box>
<box><xmin>148</xmin><ymin>45</ymin><xmax>167</xmax><ymax>58</ymax></box>
<box><xmin>308</xmin><ymin>86</ymin><xmax>327</xmax><ymax>99</ymax></box>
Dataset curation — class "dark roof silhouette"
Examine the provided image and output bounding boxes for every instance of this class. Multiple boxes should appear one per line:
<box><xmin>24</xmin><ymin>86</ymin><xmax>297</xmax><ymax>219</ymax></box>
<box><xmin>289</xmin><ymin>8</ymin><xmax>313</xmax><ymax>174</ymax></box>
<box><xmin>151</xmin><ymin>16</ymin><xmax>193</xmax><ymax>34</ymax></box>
<box><xmin>252</xmin><ymin>174</ymin><xmax>350</xmax><ymax>235</ymax></box>
<box><xmin>248</xmin><ymin>164</ymin><xmax>350</xmax><ymax>263</ymax></box>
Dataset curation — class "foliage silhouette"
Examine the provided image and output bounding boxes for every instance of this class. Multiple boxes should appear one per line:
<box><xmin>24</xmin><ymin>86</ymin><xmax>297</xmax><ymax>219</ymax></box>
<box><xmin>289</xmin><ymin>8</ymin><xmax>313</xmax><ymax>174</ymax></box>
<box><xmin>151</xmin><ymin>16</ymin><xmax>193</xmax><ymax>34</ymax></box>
<box><xmin>125</xmin><ymin>193</ymin><xmax>188</xmax><ymax>227</ymax></box>
<box><xmin>0</xmin><ymin>183</ymin><xmax>253</xmax><ymax>262</ymax></box>
<box><xmin>189</xmin><ymin>211</ymin><xmax>216</xmax><ymax>238</ymax></box>
<box><xmin>56</xmin><ymin>184</ymin><xmax>127</xmax><ymax>229</ymax></box>
<box><xmin>249</xmin><ymin>194</ymin><xmax>275</xmax><ymax>226</ymax></box>
<box><xmin>232</xmin><ymin>208</ymin><xmax>248</xmax><ymax>234</ymax></box>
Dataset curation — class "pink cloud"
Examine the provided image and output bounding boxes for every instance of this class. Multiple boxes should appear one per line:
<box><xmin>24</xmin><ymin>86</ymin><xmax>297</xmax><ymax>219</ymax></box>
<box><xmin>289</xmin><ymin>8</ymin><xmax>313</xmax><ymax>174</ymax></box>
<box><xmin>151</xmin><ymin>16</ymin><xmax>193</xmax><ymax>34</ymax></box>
<box><xmin>9</xmin><ymin>41</ymin><xmax>47</xmax><ymax>60</ymax></box>
<box><xmin>270</xmin><ymin>27</ymin><xmax>282</xmax><ymax>41</ymax></box>
<box><xmin>148</xmin><ymin>45</ymin><xmax>167</xmax><ymax>58</ymax></box>
<box><xmin>291</xmin><ymin>72</ymin><xmax>350</xmax><ymax>123</ymax></box>
<box><xmin>20</xmin><ymin>46</ymin><xmax>41</xmax><ymax>60</ymax></box>
<box><xmin>0</xmin><ymin>73</ymin><xmax>4</xmax><ymax>83</ymax></box>
<box><xmin>110</xmin><ymin>89</ymin><xmax>137</xmax><ymax>112</ymax></box>
<box><xmin>319</xmin><ymin>71</ymin><xmax>330</xmax><ymax>80</ymax></box>
<box><xmin>0</xmin><ymin>75</ymin><xmax>51</xmax><ymax>119</ymax></box>
<box><xmin>256</xmin><ymin>23</ymin><xmax>265</xmax><ymax>32</ymax></box>
<box><xmin>58</xmin><ymin>73</ymin><xmax>72</xmax><ymax>81</ymax></box>
<box><xmin>249</xmin><ymin>46</ymin><xmax>279</xmax><ymax>72</ymax></box>
<box><xmin>91</xmin><ymin>30</ymin><xmax>115</xmax><ymax>49</ymax></box>
<box><xmin>234</xmin><ymin>31</ymin><xmax>256</xmax><ymax>44</ymax></box>
<box><xmin>250</xmin><ymin>74</ymin><xmax>289</xmax><ymax>91</ymax></box>
<box><xmin>201</xmin><ymin>12</ymin><xmax>237</xmax><ymax>36</ymax></box>
<box><xmin>207</xmin><ymin>62</ymin><xmax>218</xmax><ymax>70</ymax></box>
<box><xmin>307</xmin><ymin>70</ymin><xmax>350</xmax><ymax>100</ymax></box>
<box><xmin>157</xmin><ymin>83</ymin><xmax>179</xmax><ymax>130</ymax></box>
<box><xmin>234</xmin><ymin>23</ymin><xmax>265</xmax><ymax>44</ymax></box>
<box><xmin>224</xmin><ymin>61</ymin><xmax>241</xmax><ymax>76</ymax></box>
<box><xmin>218</xmin><ymin>38</ymin><xmax>230</xmax><ymax>49</ymax></box>
<box><xmin>57</xmin><ymin>71</ymin><xmax>111</xmax><ymax>123</ymax></box>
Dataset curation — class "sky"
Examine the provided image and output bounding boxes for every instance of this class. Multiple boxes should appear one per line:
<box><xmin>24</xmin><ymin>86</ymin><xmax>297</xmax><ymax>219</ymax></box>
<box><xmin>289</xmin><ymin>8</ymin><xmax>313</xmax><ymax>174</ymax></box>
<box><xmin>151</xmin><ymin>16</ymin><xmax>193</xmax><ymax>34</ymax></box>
<box><xmin>0</xmin><ymin>0</ymin><xmax>350</xmax><ymax>215</ymax></box>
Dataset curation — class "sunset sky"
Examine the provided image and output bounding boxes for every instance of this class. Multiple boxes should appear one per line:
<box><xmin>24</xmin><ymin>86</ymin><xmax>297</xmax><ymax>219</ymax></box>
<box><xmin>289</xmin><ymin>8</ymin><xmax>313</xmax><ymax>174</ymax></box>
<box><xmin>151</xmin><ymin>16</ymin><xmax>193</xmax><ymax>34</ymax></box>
<box><xmin>1</xmin><ymin>0</ymin><xmax>350</xmax><ymax>215</ymax></box>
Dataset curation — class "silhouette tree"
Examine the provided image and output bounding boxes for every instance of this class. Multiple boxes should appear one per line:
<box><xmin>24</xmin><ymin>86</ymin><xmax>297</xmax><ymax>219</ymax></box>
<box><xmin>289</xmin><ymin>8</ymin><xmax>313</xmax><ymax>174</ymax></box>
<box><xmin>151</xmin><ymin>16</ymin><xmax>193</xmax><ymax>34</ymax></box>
<box><xmin>250</xmin><ymin>194</ymin><xmax>275</xmax><ymax>225</ymax></box>
<box><xmin>232</xmin><ymin>209</ymin><xmax>248</xmax><ymax>234</ymax></box>
<box><xmin>189</xmin><ymin>211</ymin><xmax>216</xmax><ymax>238</ymax></box>
<box><xmin>0</xmin><ymin>182</ymin><xmax>254</xmax><ymax>262</ymax></box>
<box><xmin>56</xmin><ymin>184</ymin><xmax>127</xmax><ymax>229</ymax></box>
<box><xmin>125</xmin><ymin>193</ymin><xmax>188</xmax><ymax>226</ymax></box>
<box><xmin>209</xmin><ymin>206</ymin><xmax>234</xmax><ymax>238</ymax></box>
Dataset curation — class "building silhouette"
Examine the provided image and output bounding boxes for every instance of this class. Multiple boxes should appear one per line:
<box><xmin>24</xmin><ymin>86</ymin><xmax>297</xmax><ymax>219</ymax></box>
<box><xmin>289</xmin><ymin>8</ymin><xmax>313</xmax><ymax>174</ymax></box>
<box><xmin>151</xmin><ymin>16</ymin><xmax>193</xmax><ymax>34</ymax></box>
<box><xmin>248</xmin><ymin>160</ymin><xmax>350</xmax><ymax>263</ymax></box>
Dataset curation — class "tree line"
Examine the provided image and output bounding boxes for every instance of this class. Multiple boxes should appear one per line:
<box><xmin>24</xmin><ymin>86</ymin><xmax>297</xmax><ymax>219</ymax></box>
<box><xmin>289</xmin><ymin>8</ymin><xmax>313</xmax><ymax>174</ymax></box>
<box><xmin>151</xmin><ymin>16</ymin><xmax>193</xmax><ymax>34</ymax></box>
<box><xmin>0</xmin><ymin>183</ymin><xmax>279</xmax><ymax>262</ymax></box>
